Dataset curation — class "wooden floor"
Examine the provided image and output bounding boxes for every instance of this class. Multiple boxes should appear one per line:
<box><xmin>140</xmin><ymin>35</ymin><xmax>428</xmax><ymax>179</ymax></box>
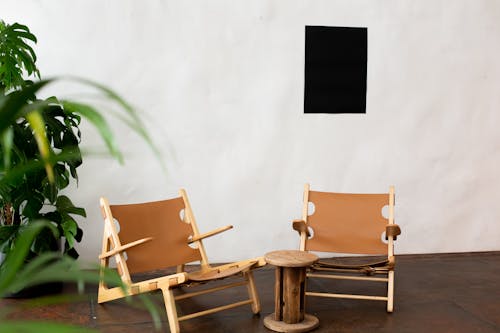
<box><xmin>2</xmin><ymin>252</ymin><xmax>500</xmax><ymax>332</ymax></box>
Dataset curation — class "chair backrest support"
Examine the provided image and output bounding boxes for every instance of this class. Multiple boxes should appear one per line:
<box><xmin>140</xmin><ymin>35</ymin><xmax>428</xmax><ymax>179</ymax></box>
<box><xmin>179</xmin><ymin>189</ymin><xmax>211</xmax><ymax>270</ymax></box>
<box><xmin>300</xmin><ymin>184</ymin><xmax>395</xmax><ymax>256</ymax></box>
<box><xmin>100</xmin><ymin>197</ymin><xmax>133</xmax><ymax>285</ymax></box>
<box><xmin>103</xmin><ymin>193</ymin><xmax>204</xmax><ymax>275</ymax></box>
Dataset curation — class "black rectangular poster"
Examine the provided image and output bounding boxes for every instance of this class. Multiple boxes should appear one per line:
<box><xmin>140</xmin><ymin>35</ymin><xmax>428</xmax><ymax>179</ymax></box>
<box><xmin>304</xmin><ymin>26</ymin><xmax>367</xmax><ymax>114</ymax></box>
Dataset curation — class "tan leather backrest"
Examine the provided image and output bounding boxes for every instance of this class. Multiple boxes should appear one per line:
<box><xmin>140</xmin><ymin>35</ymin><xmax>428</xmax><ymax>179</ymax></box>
<box><xmin>109</xmin><ymin>197</ymin><xmax>202</xmax><ymax>274</ymax></box>
<box><xmin>306</xmin><ymin>190</ymin><xmax>389</xmax><ymax>255</ymax></box>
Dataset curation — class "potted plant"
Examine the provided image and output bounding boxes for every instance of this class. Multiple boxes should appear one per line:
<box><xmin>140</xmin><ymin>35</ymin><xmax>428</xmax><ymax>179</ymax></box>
<box><xmin>0</xmin><ymin>20</ymin><xmax>157</xmax><ymax>296</ymax></box>
<box><xmin>0</xmin><ymin>20</ymin><xmax>86</xmax><ymax>272</ymax></box>
<box><xmin>0</xmin><ymin>19</ymin><xmax>163</xmax><ymax>331</ymax></box>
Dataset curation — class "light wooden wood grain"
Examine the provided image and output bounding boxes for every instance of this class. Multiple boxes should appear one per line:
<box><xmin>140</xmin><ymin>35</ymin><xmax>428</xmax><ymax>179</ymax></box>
<box><xmin>282</xmin><ymin>267</ymin><xmax>303</xmax><ymax>324</ymax></box>
<box><xmin>266</xmin><ymin>250</ymin><xmax>318</xmax><ymax>332</ymax></box>
<box><xmin>264</xmin><ymin>313</ymin><xmax>319</xmax><ymax>333</ymax></box>
<box><xmin>265</xmin><ymin>250</ymin><xmax>318</xmax><ymax>267</ymax></box>
<box><xmin>189</xmin><ymin>225</ymin><xmax>233</xmax><ymax>243</ymax></box>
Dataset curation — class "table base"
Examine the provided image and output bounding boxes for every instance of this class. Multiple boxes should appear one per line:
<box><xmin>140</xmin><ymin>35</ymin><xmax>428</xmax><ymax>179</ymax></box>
<box><xmin>263</xmin><ymin>313</ymin><xmax>319</xmax><ymax>333</ymax></box>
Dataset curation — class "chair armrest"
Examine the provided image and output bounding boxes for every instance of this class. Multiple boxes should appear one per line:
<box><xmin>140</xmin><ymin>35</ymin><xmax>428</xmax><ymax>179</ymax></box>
<box><xmin>292</xmin><ymin>219</ymin><xmax>310</xmax><ymax>237</ymax></box>
<box><xmin>189</xmin><ymin>225</ymin><xmax>233</xmax><ymax>243</ymax></box>
<box><xmin>99</xmin><ymin>237</ymin><xmax>153</xmax><ymax>259</ymax></box>
<box><xmin>386</xmin><ymin>224</ymin><xmax>401</xmax><ymax>241</ymax></box>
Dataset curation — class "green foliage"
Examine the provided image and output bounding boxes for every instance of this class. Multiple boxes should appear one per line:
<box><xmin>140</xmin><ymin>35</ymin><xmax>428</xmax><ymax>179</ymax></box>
<box><xmin>0</xmin><ymin>20</ymin><xmax>78</xmax><ymax>260</ymax></box>
<box><xmin>0</xmin><ymin>80</ymin><xmax>86</xmax><ymax>259</ymax></box>
<box><xmin>0</xmin><ymin>222</ymin><xmax>100</xmax><ymax>333</ymax></box>
<box><xmin>0</xmin><ymin>75</ymin><xmax>158</xmax><ymax>260</ymax></box>
<box><xmin>0</xmin><ymin>20</ymin><xmax>40</xmax><ymax>90</ymax></box>
<box><xmin>0</xmin><ymin>222</ymin><xmax>163</xmax><ymax>332</ymax></box>
<box><xmin>0</xmin><ymin>19</ymin><xmax>164</xmax><ymax>331</ymax></box>
<box><xmin>0</xmin><ymin>19</ymin><xmax>156</xmax><ymax>260</ymax></box>
<box><xmin>0</xmin><ymin>322</ymin><xmax>99</xmax><ymax>333</ymax></box>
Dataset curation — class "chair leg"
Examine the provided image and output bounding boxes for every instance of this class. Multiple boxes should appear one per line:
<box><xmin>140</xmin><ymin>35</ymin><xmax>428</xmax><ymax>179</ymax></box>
<box><xmin>387</xmin><ymin>270</ymin><xmax>394</xmax><ymax>313</ymax></box>
<box><xmin>244</xmin><ymin>271</ymin><xmax>261</xmax><ymax>314</ymax></box>
<box><xmin>162</xmin><ymin>287</ymin><xmax>180</xmax><ymax>333</ymax></box>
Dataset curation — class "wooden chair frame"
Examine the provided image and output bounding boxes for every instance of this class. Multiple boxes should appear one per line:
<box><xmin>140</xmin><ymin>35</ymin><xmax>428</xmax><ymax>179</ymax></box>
<box><xmin>98</xmin><ymin>189</ymin><xmax>266</xmax><ymax>333</ymax></box>
<box><xmin>293</xmin><ymin>184</ymin><xmax>400</xmax><ymax>312</ymax></box>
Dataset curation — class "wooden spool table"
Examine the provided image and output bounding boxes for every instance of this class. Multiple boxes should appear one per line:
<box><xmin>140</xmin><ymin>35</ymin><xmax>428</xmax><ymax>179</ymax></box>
<box><xmin>263</xmin><ymin>250</ymin><xmax>319</xmax><ymax>333</ymax></box>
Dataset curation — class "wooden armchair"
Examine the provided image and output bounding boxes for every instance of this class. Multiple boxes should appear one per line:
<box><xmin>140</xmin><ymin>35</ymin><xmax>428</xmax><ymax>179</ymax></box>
<box><xmin>98</xmin><ymin>189</ymin><xmax>265</xmax><ymax>332</ymax></box>
<box><xmin>292</xmin><ymin>184</ymin><xmax>401</xmax><ymax>312</ymax></box>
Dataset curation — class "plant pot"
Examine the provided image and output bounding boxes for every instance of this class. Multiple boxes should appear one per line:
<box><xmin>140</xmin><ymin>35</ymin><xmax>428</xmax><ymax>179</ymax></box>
<box><xmin>0</xmin><ymin>242</ymin><xmax>65</xmax><ymax>298</ymax></box>
<box><xmin>3</xmin><ymin>281</ymin><xmax>64</xmax><ymax>298</ymax></box>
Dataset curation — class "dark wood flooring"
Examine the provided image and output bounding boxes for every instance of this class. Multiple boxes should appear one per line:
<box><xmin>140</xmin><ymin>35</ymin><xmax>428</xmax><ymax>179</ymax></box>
<box><xmin>2</xmin><ymin>252</ymin><xmax>500</xmax><ymax>332</ymax></box>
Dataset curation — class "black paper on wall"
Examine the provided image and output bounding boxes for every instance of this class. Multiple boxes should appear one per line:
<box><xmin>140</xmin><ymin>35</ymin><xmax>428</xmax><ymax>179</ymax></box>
<box><xmin>304</xmin><ymin>26</ymin><xmax>367</xmax><ymax>114</ymax></box>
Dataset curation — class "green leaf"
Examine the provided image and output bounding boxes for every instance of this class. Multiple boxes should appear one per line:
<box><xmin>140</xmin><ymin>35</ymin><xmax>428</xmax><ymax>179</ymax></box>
<box><xmin>11</xmin><ymin>46</ymin><xmax>36</xmax><ymax>75</ymax></box>
<box><xmin>0</xmin><ymin>321</ymin><xmax>99</xmax><ymax>333</ymax></box>
<box><xmin>0</xmin><ymin>151</ymin><xmax>83</xmax><ymax>198</ymax></box>
<box><xmin>10</xmin><ymin>256</ymin><xmax>111</xmax><ymax>293</ymax></box>
<box><xmin>1</xmin><ymin>126</ymin><xmax>13</xmax><ymax>169</ymax></box>
<box><xmin>26</xmin><ymin>110</ymin><xmax>54</xmax><ymax>183</ymax></box>
<box><xmin>31</xmin><ymin>226</ymin><xmax>60</xmax><ymax>254</ymax></box>
<box><xmin>0</xmin><ymin>80</ymin><xmax>50</xmax><ymax>133</ymax></box>
<box><xmin>62</xmin><ymin>101</ymin><xmax>124</xmax><ymax>164</ymax></box>
<box><xmin>0</xmin><ymin>225</ymin><xmax>19</xmax><ymax>249</ymax></box>
<box><xmin>61</xmin><ymin>218</ymin><xmax>77</xmax><ymax>247</ymax></box>
<box><xmin>0</xmin><ymin>159</ymin><xmax>46</xmax><ymax>196</ymax></box>
<box><xmin>53</xmin><ymin>163</ymin><xmax>70</xmax><ymax>189</ymax></box>
<box><xmin>74</xmin><ymin>227</ymin><xmax>83</xmax><ymax>242</ymax></box>
<box><xmin>7</xmin><ymin>29</ymin><xmax>37</xmax><ymax>43</ymax></box>
<box><xmin>56</xmin><ymin>195</ymin><xmax>86</xmax><ymax>217</ymax></box>
<box><xmin>62</xmin><ymin>76</ymin><xmax>164</xmax><ymax>171</ymax></box>
<box><xmin>7</xmin><ymin>252</ymin><xmax>63</xmax><ymax>292</ymax></box>
<box><xmin>42</xmin><ymin>179</ymin><xmax>57</xmax><ymax>203</ymax></box>
<box><xmin>0</xmin><ymin>21</ymin><xmax>39</xmax><ymax>90</ymax></box>
<box><xmin>21</xmin><ymin>192</ymin><xmax>44</xmax><ymax>218</ymax></box>
<box><xmin>0</xmin><ymin>221</ymin><xmax>57</xmax><ymax>293</ymax></box>
<box><xmin>41</xmin><ymin>211</ymin><xmax>61</xmax><ymax>224</ymax></box>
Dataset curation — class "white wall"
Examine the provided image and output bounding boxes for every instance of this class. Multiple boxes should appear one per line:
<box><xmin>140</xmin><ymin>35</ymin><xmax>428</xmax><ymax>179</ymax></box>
<box><xmin>2</xmin><ymin>0</ymin><xmax>500</xmax><ymax>264</ymax></box>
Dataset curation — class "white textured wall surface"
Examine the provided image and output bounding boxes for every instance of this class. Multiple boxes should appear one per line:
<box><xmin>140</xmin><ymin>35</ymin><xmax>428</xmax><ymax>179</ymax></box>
<box><xmin>2</xmin><ymin>0</ymin><xmax>500</xmax><ymax>264</ymax></box>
